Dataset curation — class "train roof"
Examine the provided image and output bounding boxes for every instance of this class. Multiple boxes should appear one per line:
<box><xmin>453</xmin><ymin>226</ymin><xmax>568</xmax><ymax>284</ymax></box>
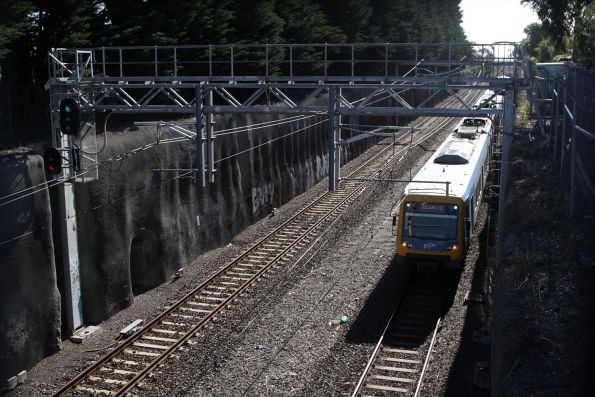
<box><xmin>404</xmin><ymin>117</ymin><xmax>492</xmax><ymax>201</ymax></box>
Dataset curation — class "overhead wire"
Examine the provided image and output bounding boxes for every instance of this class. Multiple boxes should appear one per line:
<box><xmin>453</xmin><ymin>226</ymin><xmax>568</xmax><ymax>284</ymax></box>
<box><xmin>0</xmin><ymin>169</ymin><xmax>194</xmax><ymax>248</ymax></box>
<box><xmin>215</xmin><ymin>114</ymin><xmax>319</xmax><ymax>136</ymax></box>
<box><xmin>215</xmin><ymin>117</ymin><xmax>328</xmax><ymax>165</ymax></box>
<box><xmin>0</xmin><ymin>113</ymin><xmax>325</xmax><ymax>245</ymax></box>
<box><xmin>0</xmin><ymin>113</ymin><xmax>320</xmax><ymax>207</ymax></box>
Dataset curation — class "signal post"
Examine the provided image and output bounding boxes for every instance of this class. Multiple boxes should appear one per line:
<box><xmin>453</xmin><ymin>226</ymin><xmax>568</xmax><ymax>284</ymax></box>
<box><xmin>50</xmin><ymin>96</ymin><xmax>84</xmax><ymax>334</ymax></box>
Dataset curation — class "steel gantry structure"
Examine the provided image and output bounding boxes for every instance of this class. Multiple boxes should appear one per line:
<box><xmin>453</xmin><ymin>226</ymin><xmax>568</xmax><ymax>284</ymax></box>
<box><xmin>47</xmin><ymin>42</ymin><xmax>529</xmax><ymax>332</ymax></box>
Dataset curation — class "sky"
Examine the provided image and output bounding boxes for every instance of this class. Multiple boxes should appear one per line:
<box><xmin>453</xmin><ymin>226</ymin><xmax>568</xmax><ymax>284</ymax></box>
<box><xmin>460</xmin><ymin>0</ymin><xmax>541</xmax><ymax>43</ymax></box>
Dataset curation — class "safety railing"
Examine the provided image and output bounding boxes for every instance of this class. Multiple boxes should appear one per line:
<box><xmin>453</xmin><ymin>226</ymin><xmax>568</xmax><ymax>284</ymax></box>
<box><xmin>49</xmin><ymin>42</ymin><xmax>522</xmax><ymax>82</ymax></box>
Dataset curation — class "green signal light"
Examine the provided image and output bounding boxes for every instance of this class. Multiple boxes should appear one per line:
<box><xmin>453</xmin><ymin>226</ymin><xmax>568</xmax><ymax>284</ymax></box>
<box><xmin>65</xmin><ymin>106</ymin><xmax>71</xmax><ymax>113</ymax></box>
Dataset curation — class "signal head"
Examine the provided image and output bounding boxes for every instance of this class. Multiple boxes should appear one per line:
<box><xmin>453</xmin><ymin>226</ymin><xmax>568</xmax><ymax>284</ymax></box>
<box><xmin>59</xmin><ymin>98</ymin><xmax>80</xmax><ymax>135</ymax></box>
<box><xmin>43</xmin><ymin>148</ymin><xmax>62</xmax><ymax>175</ymax></box>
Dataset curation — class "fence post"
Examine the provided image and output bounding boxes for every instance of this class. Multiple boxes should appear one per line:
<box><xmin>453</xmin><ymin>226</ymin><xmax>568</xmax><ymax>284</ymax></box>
<box><xmin>560</xmin><ymin>76</ymin><xmax>568</xmax><ymax>181</ymax></box>
<box><xmin>496</xmin><ymin>88</ymin><xmax>515</xmax><ymax>267</ymax></box>
<box><xmin>552</xmin><ymin>79</ymin><xmax>560</xmax><ymax>162</ymax></box>
<box><xmin>569</xmin><ymin>69</ymin><xmax>578</xmax><ymax>217</ymax></box>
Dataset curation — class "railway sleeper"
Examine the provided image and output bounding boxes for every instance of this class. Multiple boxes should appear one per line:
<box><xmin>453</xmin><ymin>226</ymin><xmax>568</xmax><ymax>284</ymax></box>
<box><xmin>169</xmin><ymin>312</ymin><xmax>198</xmax><ymax>320</ymax></box>
<box><xmin>371</xmin><ymin>374</ymin><xmax>416</xmax><ymax>384</ymax></box>
<box><xmin>364</xmin><ymin>383</ymin><xmax>409</xmax><ymax>393</ymax></box>
<box><xmin>179</xmin><ymin>306</ymin><xmax>215</xmax><ymax>316</ymax></box>
<box><xmin>99</xmin><ymin>367</ymin><xmax>138</xmax><ymax>377</ymax></box>
<box><xmin>142</xmin><ymin>335</ymin><xmax>178</xmax><ymax>344</ymax></box>
<box><xmin>380</xmin><ymin>357</ymin><xmax>422</xmax><ymax>365</ymax></box>
<box><xmin>187</xmin><ymin>301</ymin><xmax>218</xmax><ymax>308</ymax></box>
<box><xmin>374</xmin><ymin>365</ymin><xmax>419</xmax><ymax>374</ymax></box>
<box><xmin>226</xmin><ymin>271</ymin><xmax>256</xmax><ymax>278</ymax></box>
<box><xmin>244</xmin><ymin>259</ymin><xmax>267</xmax><ymax>266</ymax></box>
<box><xmin>132</xmin><ymin>342</ymin><xmax>170</xmax><ymax>351</ymax></box>
<box><xmin>200</xmin><ymin>289</ymin><xmax>232</xmax><ymax>296</ymax></box>
<box><xmin>88</xmin><ymin>375</ymin><xmax>129</xmax><ymax>386</ymax></box>
<box><xmin>160</xmin><ymin>320</ymin><xmax>190</xmax><ymax>328</ymax></box>
<box><xmin>124</xmin><ymin>348</ymin><xmax>161</xmax><ymax>359</ymax></box>
<box><xmin>75</xmin><ymin>386</ymin><xmax>114</xmax><ymax>395</ymax></box>
<box><xmin>205</xmin><ymin>284</ymin><xmax>233</xmax><ymax>290</ymax></box>
<box><xmin>219</xmin><ymin>278</ymin><xmax>244</xmax><ymax>285</ymax></box>
<box><xmin>270</xmin><ymin>236</ymin><xmax>296</xmax><ymax>242</ymax></box>
<box><xmin>382</xmin><ymin>347</ymin><xmax>419</xmax><ymax>355</ymax></box>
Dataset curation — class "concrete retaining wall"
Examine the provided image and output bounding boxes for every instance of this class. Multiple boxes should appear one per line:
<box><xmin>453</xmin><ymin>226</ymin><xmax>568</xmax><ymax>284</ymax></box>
<box><xmin>0</xmin><ymin>153</ymin><xmax>61</xmax><ymax>382</ymax></box>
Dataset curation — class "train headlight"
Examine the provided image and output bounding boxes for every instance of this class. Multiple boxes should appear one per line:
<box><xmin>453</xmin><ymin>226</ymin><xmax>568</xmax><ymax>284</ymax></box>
<box><xmin>400</xmin><ymin>242</ymin><xmax>412</xmax><ymax>248</ymax></box>
<box><xmin>446</xmin><ymin>245</ymin><xmax>458</xmax><ymax>251</ymax></box>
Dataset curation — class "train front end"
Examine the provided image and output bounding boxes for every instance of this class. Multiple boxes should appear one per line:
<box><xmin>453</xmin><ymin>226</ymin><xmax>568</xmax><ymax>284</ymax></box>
<box><xmin>396</xmin><ymin>194</ymin><xmax>465</xmax><ymax>267</ymax></box>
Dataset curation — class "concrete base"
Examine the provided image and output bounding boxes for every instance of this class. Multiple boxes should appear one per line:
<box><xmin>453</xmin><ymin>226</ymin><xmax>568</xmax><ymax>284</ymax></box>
<box><xmin>69</xmin><ymin>326</ymin><xmax>101</xmax><ymax>344</ymax></box>
<box><xmin>5</xmin><ymin>370</ymin><xmax>26</xmax><ymax>391</ymax></box>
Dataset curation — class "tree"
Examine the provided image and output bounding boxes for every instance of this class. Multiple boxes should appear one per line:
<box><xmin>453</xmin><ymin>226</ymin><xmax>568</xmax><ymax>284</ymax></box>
<box><xmin>184</xmin><ymin>0</ymin><xmax>235</xmax><ymax>45</ymax></box>
<box><xmin>277</xmin><ymin>0</ymin><xmax>345</xmax><ymax>43</ymax></box>
<box><xmin>521</xmin><ymin>22</ymin><xmax>546</xmax><ymax>58</ymax></box>
<box><xmin>0</xmin><ymin>0</ymin><xmax>34</xmax><ymax>60</ymax></box>
<box><xmin>521</xmin><ymin>0</ymin><xmax>594</xmax><ymax>65</ymax></box>
<box><xmin>320</xmin><ymin>0</ymin><xmax>374</xmax><ymax>43</ymax></box>
<box><xmin>573</xmin><ymin>2</ymin><xmax>595</xmax><ymax>66</ymax></box>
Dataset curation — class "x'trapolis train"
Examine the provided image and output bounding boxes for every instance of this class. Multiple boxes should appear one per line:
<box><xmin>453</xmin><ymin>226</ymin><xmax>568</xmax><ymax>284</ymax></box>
<box><xmin>394</xmin><ymin>91</ymin><xmax>501</xmax><ymax>267</ymax></box>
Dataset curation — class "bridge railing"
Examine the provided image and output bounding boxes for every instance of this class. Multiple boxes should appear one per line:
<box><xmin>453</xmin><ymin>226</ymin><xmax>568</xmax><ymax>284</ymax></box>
<box><xmin>49</xmin><ymin>42</ymin><xmax>522</xmax><ymax>82</ymax></box>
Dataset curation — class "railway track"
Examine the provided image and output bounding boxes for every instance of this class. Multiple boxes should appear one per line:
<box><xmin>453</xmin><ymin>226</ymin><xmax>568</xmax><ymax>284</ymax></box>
<box><xmin>54</xmin><ymin>90</ymin><xmax>482</xmax><ymax>396</ymax></box>
<box><xmin>351</xmin><ymin>272</ymin><xmax>457</xmax><ymax>397</ymax></box>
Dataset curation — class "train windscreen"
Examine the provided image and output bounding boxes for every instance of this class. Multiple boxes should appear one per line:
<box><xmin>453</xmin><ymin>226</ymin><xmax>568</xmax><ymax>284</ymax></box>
<box><xmin>402</xmin><ymin>202</ymin><xmax>458</xmax><ymax>240</ymax></box>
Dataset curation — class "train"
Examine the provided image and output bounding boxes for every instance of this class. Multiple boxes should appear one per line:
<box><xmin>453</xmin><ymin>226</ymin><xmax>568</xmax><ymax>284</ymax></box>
<box><xmin>394</xmin><ymin>91</ymin><xmax>501</xmax><ymax>268</ymax></box>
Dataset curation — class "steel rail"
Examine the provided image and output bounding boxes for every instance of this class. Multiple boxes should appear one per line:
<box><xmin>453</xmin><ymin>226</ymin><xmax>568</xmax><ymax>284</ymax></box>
<box><xmin>413</xmin><ymin>318</ymin><xmax>442</xmax><ymax>397</ymax></box>
<box><xmin>351</xmin><ymin>276</ymin><xmax>449</xmax><ymax>397</ymax></box>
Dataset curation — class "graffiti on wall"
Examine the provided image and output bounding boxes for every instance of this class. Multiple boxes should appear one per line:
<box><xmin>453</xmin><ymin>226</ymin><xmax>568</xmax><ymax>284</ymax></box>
<box><xmin>252</xmin><ymin>183</ymin><xmax>274</xmax><ymax>214</ymax></box>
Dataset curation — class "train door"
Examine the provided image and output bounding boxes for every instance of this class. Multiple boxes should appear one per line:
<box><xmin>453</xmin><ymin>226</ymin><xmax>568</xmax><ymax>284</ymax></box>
<box><xmin>465</xmin><ymin>200</ymin><xmax>472</xmax><ymax>247</ymax></box>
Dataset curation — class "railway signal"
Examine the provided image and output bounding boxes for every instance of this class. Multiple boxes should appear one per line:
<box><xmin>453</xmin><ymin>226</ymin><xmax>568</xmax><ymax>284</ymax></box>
<box><xmin>59</xmin><ymin>98</ymin><xmax>80</xmax><ymax>135</ymax></box>
<box><xmin>43</xmin><ymin>147</ymin><xmax>62</xmax><ymax>174</ymax></box>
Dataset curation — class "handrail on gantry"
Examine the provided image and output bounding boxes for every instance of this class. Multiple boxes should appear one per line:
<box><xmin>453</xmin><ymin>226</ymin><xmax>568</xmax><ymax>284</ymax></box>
<box><xmin>48</xmin><ymin>42</ymin><xmax>524</xmax><ymax>82</ymax></box>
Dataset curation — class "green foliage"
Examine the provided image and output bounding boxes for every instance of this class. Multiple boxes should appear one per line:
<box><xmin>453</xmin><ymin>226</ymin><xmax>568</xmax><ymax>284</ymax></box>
<box><xmin>0</xmin><ymin>0</ymin><xmax>34</xmax><ymax>59</ymax></box>
<box><xmin>521</xmin><ymin>22</ymin><xmax>546</xmax><ymax>58</ymax></box>
<box><xmin>521</xmin><ymin>0</ymin><xmax>595</xmax><ymax>66</ymax></box>
<box><xmin>573</xmin><ymin>2</ymin><xmax>595</xmax><ymax>67</ymax></box>
<box><xmin>320</xmin><ymin>0</ymin><xmax>374</xmax><ymax>42</ymax></box>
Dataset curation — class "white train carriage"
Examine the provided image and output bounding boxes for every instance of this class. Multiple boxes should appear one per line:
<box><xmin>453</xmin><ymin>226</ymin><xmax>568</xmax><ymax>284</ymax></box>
<box><xmin>395</xmin><ymin>94</ymin><xmax>497</xmax><ymax>267</ymax></box>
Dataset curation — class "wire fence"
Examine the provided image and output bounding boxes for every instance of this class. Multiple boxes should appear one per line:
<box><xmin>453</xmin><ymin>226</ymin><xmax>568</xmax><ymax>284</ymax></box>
<box><xmin>533</xmin><ymin>63</ymin><xmax>595</xmax><ymax>229</ymax></box>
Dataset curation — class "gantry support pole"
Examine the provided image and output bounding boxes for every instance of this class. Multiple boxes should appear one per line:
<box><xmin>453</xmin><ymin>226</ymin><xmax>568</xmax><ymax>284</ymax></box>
<box><xmin>327</xmin><ymin>86</ymin><xmax>340</xmax><ymax>191</ymax></box>
<box><xmin>335</xmin><ymin>88</ymin><xmax>342</xmax><ymax>186</ymax></box>
<box><xmin>207</xmin><ymin>88</ymin><xmax>215</xmax><ymax>183</ymax></box>
<box><xmin>195</xmin><ymin>84</ymin><xmax>205</xmax><ymax>186</ymax></box>
<box><xmin>496</xmin><ymin>88</ymin><xmax>515</xmax><ymax>266</ymax></box>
